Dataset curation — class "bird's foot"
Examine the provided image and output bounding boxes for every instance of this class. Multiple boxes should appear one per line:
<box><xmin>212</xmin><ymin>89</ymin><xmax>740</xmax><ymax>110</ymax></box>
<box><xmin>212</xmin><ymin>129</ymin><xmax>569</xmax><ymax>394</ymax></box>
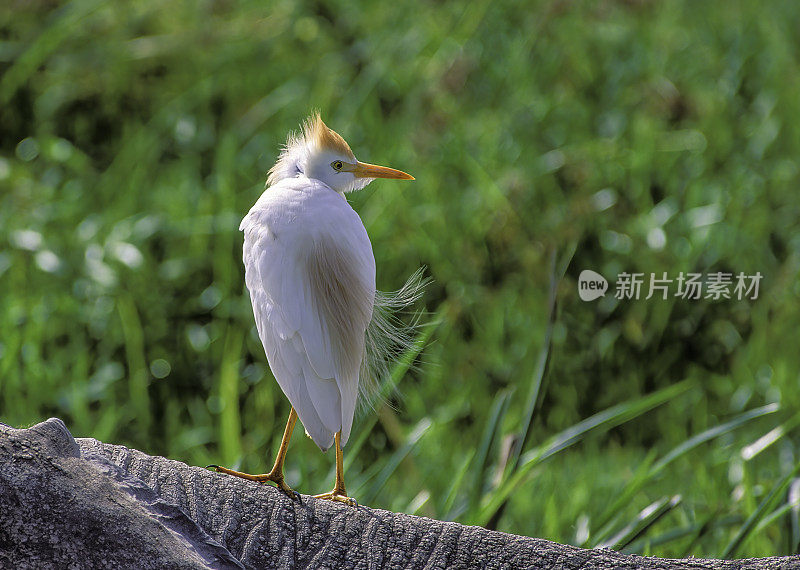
<box><xmin>313</xmin><ymin>489</ymin><xmax>357</xmax><ymax>507</ymax></box>
<box><xmin>207</xmin><ymin>465</ymin><xmax>300</xmax><ymax>500</ymax></box>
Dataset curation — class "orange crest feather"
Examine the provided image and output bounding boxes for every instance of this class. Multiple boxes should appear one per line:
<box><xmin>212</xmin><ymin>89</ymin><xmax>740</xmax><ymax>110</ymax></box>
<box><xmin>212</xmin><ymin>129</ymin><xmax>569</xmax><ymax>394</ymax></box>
<box><xmin>303</xmin><ymin>112</ymin><xmax>355</xmax><ymax>159</ymax></box>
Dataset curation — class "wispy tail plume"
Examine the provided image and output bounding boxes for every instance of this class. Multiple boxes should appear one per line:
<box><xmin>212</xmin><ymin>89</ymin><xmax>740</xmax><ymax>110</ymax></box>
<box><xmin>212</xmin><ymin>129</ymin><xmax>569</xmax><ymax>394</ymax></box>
<box><xmin>360</xmin><ymin>268</ymin><xmax>430</xmax><ymax>410</ymax></box>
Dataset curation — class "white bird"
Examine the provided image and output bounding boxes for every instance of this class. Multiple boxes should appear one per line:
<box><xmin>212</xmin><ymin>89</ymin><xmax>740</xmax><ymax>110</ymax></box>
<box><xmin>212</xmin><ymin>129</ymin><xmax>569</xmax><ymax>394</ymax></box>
<box><xmin>211</xmin><ymin>112</ymin><xmax>420</xmax><ymax>505</ymax></box>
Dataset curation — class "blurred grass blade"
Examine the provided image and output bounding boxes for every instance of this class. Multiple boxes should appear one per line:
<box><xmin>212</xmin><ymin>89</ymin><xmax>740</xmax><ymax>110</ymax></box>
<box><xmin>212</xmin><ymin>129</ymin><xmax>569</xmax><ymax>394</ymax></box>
<box><xmin>754</xmin><ymin>493</ymin><xmax>800</xmax><ymax>534</ymax></box>
<box><xmin>587</xmin><ymin>449</ymin><xmax>658</xmax><ymax>547</ymax></box>
<box><xmin>485</xmin><ymin>247</ymin><xmax>570</xmax><ymax>529</ymax></box>
<box><xmin>620</xmin><ymin>514</ymin><xmax>742</xmax><ymax>555</ymax></box>
<box><xmin>407</xmin><ymin>490</ymin><xmax>432</xmax><ymax>516</ymax></box>
<box><xmin>527</xmin><ymin>379</ymin><xmax>691</xmax><ymax>463</ymax></box>
<box><xmin>117</xmin><ymin>293</ymin><xmax>151</xmax><ymax>437</ymax></box>
<box><xmin>594</xmin><ymin>403</ymin><xmax>779</xmax><ymax>539</ymax></box>
<box><xmin>218</xmin><ymin>328</ymin><xmax>244</xmax><ymax>466</ymax></box>
<box><xmin>468</xmin><ymin>389</ymin><xmax>513</xmax><ymax>513</ymax></box>
<box><xmin>595</xmin><ymin>495</ymin><xmax>682</xmax><ymax>551</ymax></box>
<box><xmin>0</xmin><ymin>0</ymin><xmax>106</xmax><ymax>103</ymax></box>
<box><xmin>678</xmin><ymin>511</ymin><xmax>726</xmax><ymax>557</ymax></box>
<box><xmin>476</xmin><ymin>380</ymin><xmax>693</xmax><ymax>526</ymax></box>
<box><xmin>355</xmin><ymin>418</ymin><xmax>432</xmax><ymax>505</ymax></box>
<box><xmin>741</xmin><ymin>412</ymin><xmax>800</xmax><ymax>462</ymax></box>
<box><xmin>343</xmin><ymin>414</ymin><xmax>379</xmax><ymax>473</ymax></box>
<box><xmin>722</xmin><ymin>459</ymin><xmax>800</xmax><ymax>558</ymax></box>
<box><xmin>508</xmin><ymin>247</ymin><xmax>564</xmax><ymax>474</ymax></box>
<box><xmin>442</xmin><ymin>449</ymin><xmax>477</xmax><ymax>520</ymax></box>
<box><xmin>655</xmin><ymin>404</ymin><xmax>778</xmax><ymax>471</ymax></box>
<box><xmin>790</xmin><ymin>479</ymin><xmax>800</xmax><ymax>553</ymax></box>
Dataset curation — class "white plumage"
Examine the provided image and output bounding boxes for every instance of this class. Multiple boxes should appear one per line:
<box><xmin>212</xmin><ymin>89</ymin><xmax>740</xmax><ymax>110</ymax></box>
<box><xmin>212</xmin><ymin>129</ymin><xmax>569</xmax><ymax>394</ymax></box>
<box><xmin>240</xmin><ymin>177</ymin><xmax>375</xmax><ymax>450</ymax></box>
<box><xmin>212</xmin><ymin>113</ymin><xmax>418</xmax><ymax>504</ymax></box>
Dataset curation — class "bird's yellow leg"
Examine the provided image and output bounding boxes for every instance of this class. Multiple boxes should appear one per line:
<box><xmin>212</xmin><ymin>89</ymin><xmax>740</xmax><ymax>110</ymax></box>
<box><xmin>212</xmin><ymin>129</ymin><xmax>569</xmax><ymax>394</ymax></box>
<box><xmin>314</xmin><ymin>431</ymin><xmax>356</xmax><ymax>506</ymax></box>
<box><xmin>210</xmin><ymin>408</ymin><xmax>298</xmax><ymax>498</ymax></box>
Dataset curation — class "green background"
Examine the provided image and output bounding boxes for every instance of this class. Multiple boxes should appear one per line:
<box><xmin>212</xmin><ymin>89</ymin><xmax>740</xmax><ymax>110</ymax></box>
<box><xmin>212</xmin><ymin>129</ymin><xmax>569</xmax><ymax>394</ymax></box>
<box><xmin>2</xmin><ymin>0</ymin><xmax>799</xmax><ymax>558</ymax></box>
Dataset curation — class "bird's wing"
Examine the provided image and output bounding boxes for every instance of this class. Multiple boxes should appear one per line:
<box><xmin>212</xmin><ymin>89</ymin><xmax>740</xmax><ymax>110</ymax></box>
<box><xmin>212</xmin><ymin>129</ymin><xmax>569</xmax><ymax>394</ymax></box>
<box><xmin>241</xmin><ymin>182</ymin><xmax>375</xmax><ymax>449</ymax></box>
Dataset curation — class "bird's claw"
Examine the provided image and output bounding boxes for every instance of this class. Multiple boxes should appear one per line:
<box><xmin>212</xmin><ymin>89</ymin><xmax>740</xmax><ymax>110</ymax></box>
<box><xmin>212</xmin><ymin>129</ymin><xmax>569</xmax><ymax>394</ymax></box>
<box><xmin>313</xmin><ymin>491</ymin><xmax>357</xmax><ymax>507</ymax></box>
<box><xmin>274</xmin><ymin>479</ymin><xmax>302</xmax><ymax>501</ymax></box>
<box><xmin>208</xmin><ymin>465</ymin><xmax>300</xmax><ymax>500</ymax></box>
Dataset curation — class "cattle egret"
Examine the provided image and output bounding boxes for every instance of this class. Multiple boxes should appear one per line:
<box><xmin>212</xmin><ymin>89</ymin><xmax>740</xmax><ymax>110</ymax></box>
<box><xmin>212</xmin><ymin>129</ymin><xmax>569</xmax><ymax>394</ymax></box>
<box><xmin>211</xmin><ymin>113</ymin><xmax>422</xmax><ymax>505</ymax></box>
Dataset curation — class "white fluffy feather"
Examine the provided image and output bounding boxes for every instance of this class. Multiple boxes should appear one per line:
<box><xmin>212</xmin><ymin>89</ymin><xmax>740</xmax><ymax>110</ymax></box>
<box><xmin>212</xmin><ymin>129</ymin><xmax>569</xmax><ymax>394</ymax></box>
<box><xmin>240</xmin><ymin>177</ymin><xmax>375</xmax><ymax>450</ymax></box>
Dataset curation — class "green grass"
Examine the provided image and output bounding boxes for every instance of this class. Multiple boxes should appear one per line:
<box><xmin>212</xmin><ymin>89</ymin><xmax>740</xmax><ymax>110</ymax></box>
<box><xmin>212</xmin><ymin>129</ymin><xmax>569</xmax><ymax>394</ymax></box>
<box><xmin>2</xmin><ymin>0</ymin><xmax>800</xmax><ymax>559</ymax></box>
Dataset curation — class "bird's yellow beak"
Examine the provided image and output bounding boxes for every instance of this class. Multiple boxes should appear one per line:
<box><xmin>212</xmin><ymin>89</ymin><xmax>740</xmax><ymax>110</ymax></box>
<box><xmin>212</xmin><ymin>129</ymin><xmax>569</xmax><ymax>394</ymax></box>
<box><xmin>352</xmin><ymin>161</ymin><xmax>414</xmax><ymax>180</ymax></box>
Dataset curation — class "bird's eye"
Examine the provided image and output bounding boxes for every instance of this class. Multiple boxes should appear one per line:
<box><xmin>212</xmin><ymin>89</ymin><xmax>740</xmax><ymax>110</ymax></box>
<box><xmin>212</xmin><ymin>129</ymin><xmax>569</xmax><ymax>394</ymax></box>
<box><xmin>331</xmin><ymin>160</ymin><xmax>343</xmax><ymax>171</ymax></box>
